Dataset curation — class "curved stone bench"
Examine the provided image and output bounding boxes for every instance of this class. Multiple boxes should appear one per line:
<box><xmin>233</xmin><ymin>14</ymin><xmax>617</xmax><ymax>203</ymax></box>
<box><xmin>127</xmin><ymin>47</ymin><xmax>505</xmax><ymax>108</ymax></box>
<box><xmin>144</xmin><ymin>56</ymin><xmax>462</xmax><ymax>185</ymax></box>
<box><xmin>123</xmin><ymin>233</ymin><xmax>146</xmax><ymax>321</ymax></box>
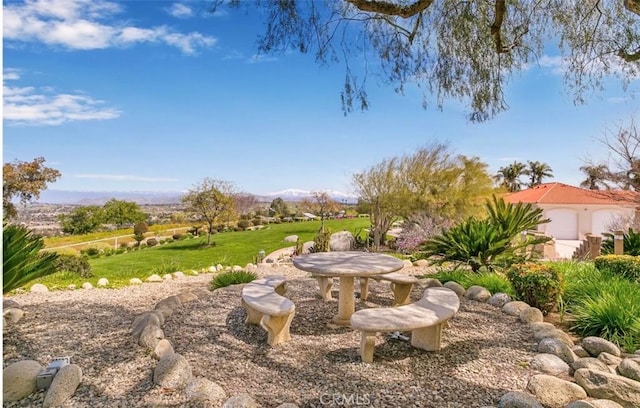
<box><xmin>360</xmin><ymin>273</ymin><xmax>420</xmax><ymax>305</ymax></box>
<box><xmin>241</xmin><ymin>276</ymin><xmax>295</xmax><ymax>346</ymax></box>
<box><xmin>350</xmin><ymin>287</ymin><xmax>460</xmax><ymax>362</ymax></box>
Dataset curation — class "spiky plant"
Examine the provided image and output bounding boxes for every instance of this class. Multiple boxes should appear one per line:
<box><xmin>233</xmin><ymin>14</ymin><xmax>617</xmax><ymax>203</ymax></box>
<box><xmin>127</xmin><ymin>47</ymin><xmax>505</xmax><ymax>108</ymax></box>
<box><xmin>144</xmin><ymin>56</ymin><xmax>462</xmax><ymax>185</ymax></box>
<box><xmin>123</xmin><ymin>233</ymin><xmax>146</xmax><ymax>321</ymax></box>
<box><xmin>3</xmin><ymin>223</ymin><xmax>58</xmax><ymax>293</ymax></box>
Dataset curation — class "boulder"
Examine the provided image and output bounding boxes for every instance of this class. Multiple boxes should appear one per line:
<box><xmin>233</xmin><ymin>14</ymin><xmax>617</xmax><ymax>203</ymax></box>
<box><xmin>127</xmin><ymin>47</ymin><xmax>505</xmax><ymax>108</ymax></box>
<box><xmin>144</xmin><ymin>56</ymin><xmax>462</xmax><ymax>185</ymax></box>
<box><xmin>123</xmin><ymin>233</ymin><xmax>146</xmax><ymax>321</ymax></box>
<box><xmin>520</xmin><ymin>307</ymin><xmax>544</xmax><ymax>324</ymax></box>
<box><xmin>565</xmin><ymin>400</ymin><xmax>624</xmax><ymax>408</ymax></box>
<box><xmin>487</xmin><ymin>293</ymin><xmax>512</xmax><ymax>308</ymax></box>
<box><xmin>177</xmin><ymin>291</ymin><xmax>199</xmax><ymax>304</ymax></box>
<box><xmin>3</xmin><ymin>299</ymin><xmax>20</xmax><ymax>309</ymax></box>
<box><xmin>152</xmin><ymin>339</ymin><xmax>174</xmax><ymax>360</ymax></box>
<box><xmin>153</xmin><ymin>353</ymin><xmax>193</xmax><ymax>390</ymax></box>
<box><xmin>222</xmin><ymin>393</ymin><xmax>259</xmax><ymax>408</ymax></box>
<box><xmin>526</xmin><ymin>374</ymin><xmax>587</xmax><ymax>408</ymax></box>
<box><xmin>42</xmin><ymin>364</ymin><xmax>82</xmax><ymax>408</ymax></box>
<box><xmin>413</xmin><ymin>259</ymin><xmax>429</xmax><ymax>267</ymax></box>
<box><xmin>129</xmin><ymin>278</ymin><xmax>143</xmax><ymax>285</ymax></box>
<box><xmin>155</xmin><ymin>306</ymin><xmax>174</xmax><ymax>320</ymax></box>
<box><xmin>131</xmin><ymin>313</ymin><xmax>162</xmax><ymax>339</ymax></box>
<box><xmin>502</xmin><ymin>301</ymin><xmax>531</xmax><ymax>317</ymax></box>
<box><xmin>402</xmin><ymin>259</ymin><xmax>413</xmax><ymax>268</ymax></box>
<box><xmin>155</xmin><ymin>295</ymin><xmax>183</xmax><ymax>311</ymax></box>
<box><xmin>30</xmin><ymin>283</ymin><xmax>49</xmax><ymax>293</ymax></box>
<box><xmin>530</xmin><ymin>353</ymin><xmax>571</xmax><ymax>376</ymax></box>
<box><xmin>572</xmin><ymin>357</ymin><xmax>611</xmax><ymax>373</ymax></box>
<box><xmin>574</xmin><ymin>368</ymin><xmax>640</xmax><ymax>408</ymax></box>
<box><xmin>97</xmin><ymin>278</ymin><xmax>109</xmax><ymax>287</ymax></box>
<box><xmin>162</xmin><ymin>274</ymin><xmax>173</xmax><ymax>281</ymax></box>
<box><xmin>617</xmin><ymin>358</ymin><xmax>640</xmax><ymax>382</ymax></box>
<box><xmin>465</xmin><ymin>285</ymin><xmax>491</xmax><ymax>302</ymax></box>
<box><xmin>173</xmin><ymin>271</ymin><xmax>185</xmax><ymax>279</ymax></box>
<box><xmin>538</xmin><ymin>337</ymin><xmax>579</xmax><ymax>364</ymax></box>
<box><xmin>599</xmin><ymin>352</ymin><xmax>623</xmax><ymax>367</ymax></box>
<box><xmin>530</xmin><ymin>322</ymin><xmax>556</xmax><ymax>332</ymax></box>
<box><xmin>232</xmin><ymin>265</ymin><xmax>243</xmax><ymax>272</ymax></box>
<box><xmin>573</xmin><ymin>345</ymin><xmax>591</xmax><ymax>358</ymax></box>
<box><xmin>186</xmin><ymin>377</ymin><xmax>227</xmax><ymax>403</ymax></box>
<box><xmin>4</xmin><ymin>308</ymin><xmax>25</xmax><ymax>324</ymax></box>
<box><xmin>284</xmin><ymin>235</ymin><xmax>298</xmax><ymax>243</ymax></box>
<box><xmin>82</xmin><ymin>282</ymin><xmax>93</xmax><ymax>290</ymax></box>
<box><xmin>583</xmin><ymin>337</ymin><xmax>621</xmax><ymax>358</ymax></box>
<box><xmin>420</xmin><ymin>278</ymin><xmax>443</xmax><ymax>288</ymax></box>
<box><xmin>146</xmin><ymin>274</ymin><xmax>163</xmax><ymax>283</ymax></box>
<box><xmin>3</xmin><ymin>360</ymin><xmax>43</xmax><ymax>402</ymax></box>
<box><xmin>532</xmin><ymin>327</ymin><xmax>574</xmax><ymax>347</ymax></box>
<box><xmin>329</xmin><ymin>231</ymin><xmax>355</xmax><ymax>251</ymax></box>
<box><xmin>216</xmin><ymin>264</ymin><xmax>223</xmax><ymax>271</ymax></box>
<box><xmin>497</xmin><ymin>391</ymin><xmax>544</xmax><ymax>408</ymax></box>
<box><xmin>139</xmin><ymin>324</ymin><xmax>164</xmax><ymax>349</ymax></box>
<box><xmin>443</xmin><ymin>281</ymin><xmax>465</xmax><ymax>297</ymax></box>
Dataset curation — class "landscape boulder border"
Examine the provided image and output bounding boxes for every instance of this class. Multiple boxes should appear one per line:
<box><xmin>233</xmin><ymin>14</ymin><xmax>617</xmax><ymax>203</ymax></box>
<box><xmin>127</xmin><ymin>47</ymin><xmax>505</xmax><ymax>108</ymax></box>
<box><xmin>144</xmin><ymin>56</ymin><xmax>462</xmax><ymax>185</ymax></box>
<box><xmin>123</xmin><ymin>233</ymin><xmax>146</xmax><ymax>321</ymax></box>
<box><xmin>130</xmin><ymin>284</ymin><xmax>301</xmax><ymax>407</ymax></box>
<box><xmin>438</xmin><ymin>278</ymin><xmax>640</xmax><ymax>408</ymax></box>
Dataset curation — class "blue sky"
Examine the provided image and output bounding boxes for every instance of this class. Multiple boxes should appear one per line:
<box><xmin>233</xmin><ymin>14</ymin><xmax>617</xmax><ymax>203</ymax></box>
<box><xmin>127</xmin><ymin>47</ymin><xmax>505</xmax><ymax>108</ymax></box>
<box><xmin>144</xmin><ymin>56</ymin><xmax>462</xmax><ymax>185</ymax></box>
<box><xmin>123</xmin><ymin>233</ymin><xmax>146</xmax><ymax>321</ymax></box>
<box><xmin>3</xmin><ymin>0</ymin><xmax>639</xmax><ymax>197</ymax></box>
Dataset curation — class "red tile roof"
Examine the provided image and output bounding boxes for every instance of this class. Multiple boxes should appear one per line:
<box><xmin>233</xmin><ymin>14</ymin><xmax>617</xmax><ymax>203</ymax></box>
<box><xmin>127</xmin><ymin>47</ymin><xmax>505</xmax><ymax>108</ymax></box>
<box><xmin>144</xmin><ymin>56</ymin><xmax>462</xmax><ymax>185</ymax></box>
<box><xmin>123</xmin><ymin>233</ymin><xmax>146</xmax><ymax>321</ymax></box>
<box><xmin>504</xmin><ymin>183</ymin><xmax>639</xmax><ymax>206</ymax></box>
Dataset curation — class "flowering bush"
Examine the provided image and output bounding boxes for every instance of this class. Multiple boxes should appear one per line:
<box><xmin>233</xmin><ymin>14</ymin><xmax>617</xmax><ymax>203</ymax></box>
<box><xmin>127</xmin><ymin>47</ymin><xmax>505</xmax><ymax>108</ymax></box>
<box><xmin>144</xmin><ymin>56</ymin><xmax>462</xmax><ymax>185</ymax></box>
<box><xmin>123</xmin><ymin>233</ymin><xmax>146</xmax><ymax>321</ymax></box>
<box><xmin>395</xmin><ymin>213</ymin><xmax>452</xmax><ymax>254</ymax></box>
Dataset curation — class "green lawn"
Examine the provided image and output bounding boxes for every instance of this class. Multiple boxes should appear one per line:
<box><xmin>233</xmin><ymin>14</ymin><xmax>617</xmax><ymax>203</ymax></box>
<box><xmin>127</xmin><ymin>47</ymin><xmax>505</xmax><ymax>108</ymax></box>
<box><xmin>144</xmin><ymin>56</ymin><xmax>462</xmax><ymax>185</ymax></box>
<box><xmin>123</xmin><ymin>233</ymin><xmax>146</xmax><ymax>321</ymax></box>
<box><xmin>32</xmin><ymin>218</ymin><xmax>370</xmax><ymax>290</ymax></box>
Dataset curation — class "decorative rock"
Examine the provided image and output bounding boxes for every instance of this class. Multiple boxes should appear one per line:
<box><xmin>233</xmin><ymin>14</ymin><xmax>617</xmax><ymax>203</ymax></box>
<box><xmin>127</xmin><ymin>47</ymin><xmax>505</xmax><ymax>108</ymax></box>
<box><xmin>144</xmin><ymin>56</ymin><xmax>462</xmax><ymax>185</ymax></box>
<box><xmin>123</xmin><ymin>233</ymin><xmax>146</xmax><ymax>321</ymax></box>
<box><xmin>443</xmin><ymin>281</ymin><xmax>465</xmax><ymax>297</ymax></box>
<box><xmin>520</xmin><ymin>307</ymin><xmax>544</xmax><ymax>324</ymax></box>
<box><xmin>131</xmin><ymin>313</ymin><xmax>161</xmax><ymax>337</ymax></box>
<box><xmin>583</xmin><ymin>337</ymin><xmax>621</xmax><ymax>358</ymax></box>
<box><xmin>530</xmin><ymin>322</ymin><xmax>556</xmax><ymax>332</ymax></box>
<box><xmin>67</xmin><ymin>284</ymin><xmax>76</xmax><ymax>290</ymax></box>
<box><xmin>413</xmin><ymin>259</ymin><xmax>429</xmax><ymax>267</ymax></box>
<box><xmin>284</xmin><ymin>235</ymin><xmax>298</xmax><ymax>243</ymax></box>
<box><xmin>565</xmin><ymin>400</ymin><xmax>624</xmax><ymax>408</ymax></box>
<box><xmin>573</xmin><ymin>345</ymin><xmax>591</xmax><ymax>358</ymax></box>
<box><xmin>155</xmin><ymin>306</ymin><xmax>174</xmax><ymax>320</ymax></box>
<box><xmin>30</xmin><ymin>283</ymin><xmax>49</xmax><ymax>293</ymax></box>
<box><xmin>209</xmin><ymin>266</ymin><xmax>218</xmax><ymax>272</ymax></box>
<box><xmin>186</xmin><ymin>377</ymin><xmax>227</xmax><ymax>403</ymax></box>
<box><xmin>3</xmin><ymin>308</ymin><xmax>25</xmax><ymax>324</ymax></box>
<box><xmin>487</xmin><ymin>293</ymin><xmax>512</xmax><ymax>308</ymax></box>
<box><xmin>572</xmin><ymin>357</ymin><xmax>611</xmax><ymax>373</ymax></box>
<box><xmin>155</xmin><ymin>295</ymin><xmax>183</xmax><ymax>311</ymax></box>
<box><xmin>162</xmin><ymin>274</ymin><xmax>173</xmax><ymax>281</ymax></box>
<box><xmin>146</xmin><ymin>274</ymin><xmax>163</xmax><ymax>283</ymax></box>
<box><xmin>302</xmin><ymin>241</ymin><xmax>315</xmax><ymax>254</ymax></box>
<box><xmin>574</xmin><ymin>368</ymin><xmax>640</xmax><ymax>408</ymax></box>
<box><xmin>538</xmin><ymin>337</ymin><xmax>578</xmax><ymax>364</ymax></box>
<box><xmin>232</xmin><ymin>265</ymin><xmax>243</xmax><ymax>272</ymax></box>
<box><xmin>177</xmin><ymin>291</ymin><xmax>199</xmax><ymax>304</ymax></box>
<box><xmin>3</xmin><ymin>360</ymin><xmax>44</xmax><ymax>402</ymax></box>
<box><xmin>97</xmin><ymin>278</ymin><xmax>109</xmax><ymax>287</ymax></box>
<box><xmin>190</xmin><ymin>288</ymin><xmax>212</xmax><ymax>299</ymax></box>
<box><xmin>532</xmin><ymin>327</ymin><xmax>574</xmax><ymax>347</ymax></box>
<box><xmin>465</xmin><ymin>285</ymin><xmax>491</xmax><ymax>302</ymax></box>
<box><xmin>530</xmin><ymin>353</ymin><xmax>571</xmax><ymax>376</ymax></box>
<box><xmin>526</xmin><ymin>374</ymin><xmax>587</xmax><ymax>408</ymax></box>
<box><xmin>216</xmin><ymin>264</ymin><xmax>223</xmax><ymax>271</ymax></box>
<box><xmin>497</xmin><ymin>391</ymin><xmax>544</xmax><ymax>408</ymax></box>
<box><xmin>129</xmin><ymin>278</ymin><xmax>143</xmax><ymax>285</ymax></box>
<box><xmin>599</xmin><ymin>352</ymin><xmax>623</xmax><ymax>367</ymax></box>
<box><xmin>152</xmin><ymin>339</ymin><xmax>174</xmax><ymax>360</ymax></box>
<box><xmin>191</xmin><ymin>270</ymin><xmax>199</xmax><ymax>275</ymax></box>
<box><xmin>82</xmin><ymin>282</ymin><xmax>93</xmax><ymax>290</ymax></box>
<box><xmin>3</xmin><ymin>299</ymin><xmax>20</xmax><ymax>309</ymax></box>
<box><xmin>420</xmin><ymin>278</ymin><xmax>443</xmax><ymax>288</ymax></box>
<box><xmin>42</xmin><ymin>364</ymin><xmax>82</xmax><ymax>408</ymax></box>
<box><xmin>222</xmin><ymin>393</ymin><xmax>259</xmax><ymax>408</ymax></box>
<box><xmin>617</xmin><ymin>358</ymin><xmax>640</xmax><ymax>382</ymax></box>
<box><xmin>502</xmin><ymin>301</ymin><xmax>531</xmax><ymax>317</ymax></box>
<box><xmin>246</xmin><ymin>264</ymin><xmax>257</xmax><ymax>271</ymax></box>
<box><xmin>154</xmin><ymin>353</ymin><xmax>192</xmax><ymax>390</ymax></box>
<box><xmin>402</xmin><ymin>259</ymin><xmax>413</xmax><ymax>268</ymax></box>
<box><xmin>329</xmin><ymin>231</ymin><xmax>355</xmax><ymax>251</ymax></box>
<box><xmin>139</xmin><ymin>324</ymin><xmax>164</xmax><ymax>349</ymax></box>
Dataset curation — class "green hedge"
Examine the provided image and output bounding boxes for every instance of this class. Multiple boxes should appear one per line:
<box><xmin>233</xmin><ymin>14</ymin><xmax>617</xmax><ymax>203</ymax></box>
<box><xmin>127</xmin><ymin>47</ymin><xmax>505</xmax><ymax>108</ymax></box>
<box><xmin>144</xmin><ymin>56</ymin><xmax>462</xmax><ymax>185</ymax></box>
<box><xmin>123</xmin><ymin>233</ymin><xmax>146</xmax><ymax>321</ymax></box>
<box><xmin>507</xmin><ymin>263</ymin><xmax>563</xmax><ymax>315</ymax></box>
<box><xmin>594</xmin><ymin>254</ymin><xmax>640</xmax><ymax>282</ymax></box>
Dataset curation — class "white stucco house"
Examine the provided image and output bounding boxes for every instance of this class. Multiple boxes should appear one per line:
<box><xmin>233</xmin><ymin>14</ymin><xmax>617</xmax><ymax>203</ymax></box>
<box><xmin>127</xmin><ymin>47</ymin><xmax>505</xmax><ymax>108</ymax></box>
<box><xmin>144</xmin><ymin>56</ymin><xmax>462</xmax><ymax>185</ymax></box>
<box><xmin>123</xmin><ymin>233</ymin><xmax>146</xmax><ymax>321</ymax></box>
<box><xmin>505</xmin><ymin>182</ymin><xmax>639</xmax><ymax>240</ymax></box>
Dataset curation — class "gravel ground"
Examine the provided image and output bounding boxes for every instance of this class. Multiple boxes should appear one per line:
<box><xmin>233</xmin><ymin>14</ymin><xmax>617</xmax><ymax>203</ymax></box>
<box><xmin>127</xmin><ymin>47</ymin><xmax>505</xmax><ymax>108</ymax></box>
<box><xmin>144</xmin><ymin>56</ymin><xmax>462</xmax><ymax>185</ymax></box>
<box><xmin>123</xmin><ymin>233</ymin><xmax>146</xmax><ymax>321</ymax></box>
<box><xmin>3</xmin><ymin>264</ymin><xmax>539</xmax><ymax>408</ymax></box>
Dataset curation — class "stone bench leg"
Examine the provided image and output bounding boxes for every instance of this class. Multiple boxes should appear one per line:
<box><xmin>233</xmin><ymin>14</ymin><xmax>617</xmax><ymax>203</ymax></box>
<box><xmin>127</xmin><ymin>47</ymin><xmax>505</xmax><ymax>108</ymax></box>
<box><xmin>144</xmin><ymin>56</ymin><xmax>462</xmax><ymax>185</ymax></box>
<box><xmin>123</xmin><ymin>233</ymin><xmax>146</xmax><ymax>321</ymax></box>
<box><xmin>316</xmin><ymin>277</ymin><xmax>333</xmax><ymax>301</ymax></box>
<box><xmin>242</xmin><ymin>299</ymin><xmax>263</xmax><ymax>325</ymax></box>
<box><xmin>359</xmin><ymin>331</ymin><xmax>376</xmax><ymax>363</ymax></box>
<box><xmin>410</xmin><ymin>323</ymin><xmax>443</xmax><ymax>351</ymax></box>
<box><xmin>261</xmin><ymin>312</ymin><xmax>295</xmax><ymax>346</ymax></box>
<box><xmin>390</xmin><ymin>283</ymin><xmax>413</xmax><ymax>306</ymax></box>
<box><xmin>360</xmin><ymin>278</ymin><xmax>370</xmax><ymax>301</ymax></box>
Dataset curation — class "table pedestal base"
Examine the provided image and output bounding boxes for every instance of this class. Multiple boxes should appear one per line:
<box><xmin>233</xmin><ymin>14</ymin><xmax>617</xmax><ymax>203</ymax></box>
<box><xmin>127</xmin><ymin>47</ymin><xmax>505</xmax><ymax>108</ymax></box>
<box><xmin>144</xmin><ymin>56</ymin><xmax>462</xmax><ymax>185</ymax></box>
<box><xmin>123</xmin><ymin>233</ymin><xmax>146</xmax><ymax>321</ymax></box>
<box><xmin>333</xmin><ymin>276</ymin><xmax>355</xmax><ymax>326</ymax></box>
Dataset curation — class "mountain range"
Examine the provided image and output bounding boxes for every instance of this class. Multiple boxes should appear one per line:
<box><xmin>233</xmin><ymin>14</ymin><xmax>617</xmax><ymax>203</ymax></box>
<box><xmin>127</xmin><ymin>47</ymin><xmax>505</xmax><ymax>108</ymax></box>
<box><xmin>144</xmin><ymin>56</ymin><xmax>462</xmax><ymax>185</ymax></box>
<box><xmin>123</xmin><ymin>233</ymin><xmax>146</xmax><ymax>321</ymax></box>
<box><xmin>35</xmin><ymin>189</ymin><xmax>359</xmax><ymax>205</ymax></box>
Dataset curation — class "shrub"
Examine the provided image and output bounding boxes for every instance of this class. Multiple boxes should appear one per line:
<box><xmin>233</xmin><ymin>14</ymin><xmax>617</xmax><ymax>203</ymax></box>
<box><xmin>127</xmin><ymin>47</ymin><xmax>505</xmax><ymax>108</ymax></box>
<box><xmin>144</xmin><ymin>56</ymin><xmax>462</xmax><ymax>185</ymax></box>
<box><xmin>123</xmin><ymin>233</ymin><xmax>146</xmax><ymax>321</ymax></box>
<box><xmin>146</xmin><ymin>238</ymin><xmax>159</xmax><ymax>247</ymax></box>
<box><xmin>506</xmin><ymin>263</ymin><xmax>563</xmax><ymax>315</ymax></box>
<box><xmin>312</xmin><ymin>228</ymin><xmax>332</xmax><ymax>253</ymax></box>
<box><xmin>172</xmin><ymin>233</ymin><xmax>183</xmax><ymax>240</ymax></box>
<box><xmin>133</xmin><ymin>221</ymin><xmax>148</xmax><ymax>246</ymax></box>
<box><xmin>601</xmin><ymin>228</ymin><xmax>640</xmax><ymax>256</ymax></box>
<box><xmin>54</xmin><ymin>254</ymin><xmax>93</xmax><ymax>278</ymax></box>
<box><xmin>3</xmin><ymin>224</ymin><xmax>58</xmax><ymax>293</ymax></box>
<box><xmin>252</xmin><ymin>218</ymin><xmax>262</xmax><ymax>226</ymax></box>
<box><xmin>210</xmin><ymin>270</ymin><xmax>258</xmax><ymax>290</ymax></box>
<box><xmin>82</xmin><ymin>246</ymin><xmax>101</xmax><ymax>257</ymax></box>
<box><xmin>237</xmin><ymin>220</ymin><xmax>251</xmax><ymax>230</ymax></box>
<box><xmin>431</xmin><ymin>268</ymin><xmax>515</xmax><ymax>296</ymax></box>
<box><xmin>119</xmin><ymin>242</ymin><xmax>129</xmax><ymax>249</ymax></box>
<box><xmin>396</xmin><ymin>214</ymin><xmax>453</xmax><ymax>254</ymax></box>
<box><xmin>151</xmin><ymin>259</ymin><xmax>180</xmax><ymax>276</ymax></box>
<box><xmin>594</xmin><ymin>254</ymin><xmax>640</xmax><ymax>282</ymax></box>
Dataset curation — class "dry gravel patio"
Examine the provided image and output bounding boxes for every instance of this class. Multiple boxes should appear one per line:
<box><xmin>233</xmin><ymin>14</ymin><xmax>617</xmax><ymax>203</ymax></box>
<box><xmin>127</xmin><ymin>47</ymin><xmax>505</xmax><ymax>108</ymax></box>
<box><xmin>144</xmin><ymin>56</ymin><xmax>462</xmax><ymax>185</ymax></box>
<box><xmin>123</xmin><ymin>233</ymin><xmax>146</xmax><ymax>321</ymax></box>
<box><xmin>3</xmin><ymin>265</ymin><xmax>539</xmax><ymax>407</ymax></box>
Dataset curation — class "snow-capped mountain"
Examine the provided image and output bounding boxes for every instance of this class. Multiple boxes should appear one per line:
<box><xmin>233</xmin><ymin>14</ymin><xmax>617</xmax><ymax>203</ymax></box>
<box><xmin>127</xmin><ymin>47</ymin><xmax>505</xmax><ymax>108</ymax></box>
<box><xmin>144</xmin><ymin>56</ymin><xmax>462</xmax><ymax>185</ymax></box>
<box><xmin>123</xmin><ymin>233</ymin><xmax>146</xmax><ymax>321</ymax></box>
<box><xmin>259</xmin><ymin>189</ymin><xmax>359</xmax><ymax>203</ymax></box>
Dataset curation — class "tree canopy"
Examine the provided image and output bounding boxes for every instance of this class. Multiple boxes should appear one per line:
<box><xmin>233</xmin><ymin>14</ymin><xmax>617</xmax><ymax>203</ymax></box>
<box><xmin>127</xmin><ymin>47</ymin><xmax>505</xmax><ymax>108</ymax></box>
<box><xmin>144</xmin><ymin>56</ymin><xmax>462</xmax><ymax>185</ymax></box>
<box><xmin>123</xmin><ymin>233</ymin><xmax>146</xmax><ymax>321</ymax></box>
<box><xmin>216</xmin><ymin>0</ymin><xmax>640</xmax><ymax>121</ymax></box>
<box><xmin>102</xmin><ymin>199</ymin><xmax>147</xmax><ymax>229</ymax></box>
<box><xmin>3</xmin><ymin>157</ymin><xmax>60</xmax><ymax>219</ymax></box>
<box><xmin>182</xmin><ymin>178</ymin><xmax>236</xmax><ymax>246</ymax></box>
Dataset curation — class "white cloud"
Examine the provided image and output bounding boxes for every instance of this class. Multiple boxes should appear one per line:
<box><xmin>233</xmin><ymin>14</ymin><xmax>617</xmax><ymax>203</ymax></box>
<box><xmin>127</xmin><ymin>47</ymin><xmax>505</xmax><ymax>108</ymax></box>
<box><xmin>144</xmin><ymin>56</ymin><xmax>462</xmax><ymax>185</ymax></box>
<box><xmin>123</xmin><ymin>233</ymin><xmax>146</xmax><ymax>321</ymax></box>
<box><xmin>167</xmin><ymin>3</ymin><xmax>193</xmax><ymax>18</ymax></box>
<box><xmin>537</xmin><ymin>54</ymin><xmax>639</xmax><ymax>80</ymax></box>
<box><xmin>222</xmin><ymin>50</ymin><xmax>243</xmax><ymax>60</ymax></box>
<box><xmin>73</xmin><ymin>174</ymin><xmax>179</xmax><ymax>182</ymax></box>
<box><xmin>4</xmin><ymin>0</ymin><xmax>216</xmax><ymax>55</ymax></box>
<box><xmin>3</xmin><ymin>69</ymin><xmax>121</xmax><ymax>126</ymax></box>
<box><xmin>247</xmin><ymin>54</ymin><xmax>279</xmax><ymax>64</ymax></box>
<box><xmin>607</xmin><ymin>96</ymin><xmax>631</xmax><ymax>104</ymax></box>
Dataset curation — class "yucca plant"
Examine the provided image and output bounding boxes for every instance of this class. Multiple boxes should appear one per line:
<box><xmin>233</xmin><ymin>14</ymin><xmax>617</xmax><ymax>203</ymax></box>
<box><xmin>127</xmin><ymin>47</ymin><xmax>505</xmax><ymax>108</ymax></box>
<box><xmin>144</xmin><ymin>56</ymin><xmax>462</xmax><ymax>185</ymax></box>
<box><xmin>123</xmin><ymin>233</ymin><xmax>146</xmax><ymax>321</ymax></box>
<box><xmin>3</xmin><ymin>223</ymin><xmax>59</xmax><ymax>293</ymax></box>
<box><xmin>601</xmin><ymin>228</ymin><xmax>640</xmax><ymax>256</ymax></box>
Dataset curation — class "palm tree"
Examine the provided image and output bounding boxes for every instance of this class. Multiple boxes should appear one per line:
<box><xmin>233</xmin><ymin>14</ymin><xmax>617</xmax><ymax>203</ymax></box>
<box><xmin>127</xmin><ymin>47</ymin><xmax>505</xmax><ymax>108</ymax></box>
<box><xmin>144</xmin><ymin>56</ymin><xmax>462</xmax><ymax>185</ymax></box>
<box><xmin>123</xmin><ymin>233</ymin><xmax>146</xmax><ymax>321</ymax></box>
<box><xmin>495</xmin><ymin>161</ymin><xmax>527</xmax><ymax>192</ymax></box>
<box><xmin>527</xmin><ymin>161</ymin><xmax>554</xmax><ymax>187</ymax></box>
<box><xmin>579</xmin><ymin>164</ymin><xmax>611</xmax><ymax>190</ymax></box>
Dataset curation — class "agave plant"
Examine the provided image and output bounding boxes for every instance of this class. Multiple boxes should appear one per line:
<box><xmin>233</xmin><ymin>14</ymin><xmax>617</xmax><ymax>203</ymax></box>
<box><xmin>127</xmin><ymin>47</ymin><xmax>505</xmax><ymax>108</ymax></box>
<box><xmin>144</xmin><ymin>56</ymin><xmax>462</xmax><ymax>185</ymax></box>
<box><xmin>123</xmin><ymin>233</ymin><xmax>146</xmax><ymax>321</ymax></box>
<box><xmin>601</xmin><ymin>228</ymin><xmax>640</xmax><ymax>256</ymax></box>
<box><xmin>3</xmin><ymin>223</ymin><xmax>58</xmax><ymax>293</ymax></box>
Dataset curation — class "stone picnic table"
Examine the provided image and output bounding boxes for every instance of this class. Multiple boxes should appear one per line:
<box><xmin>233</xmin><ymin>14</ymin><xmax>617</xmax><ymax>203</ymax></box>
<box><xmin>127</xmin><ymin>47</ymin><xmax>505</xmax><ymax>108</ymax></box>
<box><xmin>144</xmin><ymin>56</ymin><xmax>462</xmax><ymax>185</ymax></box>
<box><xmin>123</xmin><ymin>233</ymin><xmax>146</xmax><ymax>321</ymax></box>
<box><xmin>292</xmin><ymin>251</ymin><xmax>405</xmax><ymax>326</ymax></box>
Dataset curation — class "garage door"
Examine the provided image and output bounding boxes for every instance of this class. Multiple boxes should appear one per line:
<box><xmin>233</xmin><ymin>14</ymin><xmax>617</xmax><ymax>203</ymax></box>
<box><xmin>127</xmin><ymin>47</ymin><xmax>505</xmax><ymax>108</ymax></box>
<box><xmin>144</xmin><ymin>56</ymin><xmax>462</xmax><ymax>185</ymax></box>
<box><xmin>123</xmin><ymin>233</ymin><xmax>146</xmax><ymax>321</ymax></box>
<box><xmin>592</xmin><ymin>210</ymin><xmax>624</xmax><ymax>236</ymax></box>
<box><xmin>545</xmin><ymin>209</ymin><xmax>578</xmax><ymax>239</ymax></box>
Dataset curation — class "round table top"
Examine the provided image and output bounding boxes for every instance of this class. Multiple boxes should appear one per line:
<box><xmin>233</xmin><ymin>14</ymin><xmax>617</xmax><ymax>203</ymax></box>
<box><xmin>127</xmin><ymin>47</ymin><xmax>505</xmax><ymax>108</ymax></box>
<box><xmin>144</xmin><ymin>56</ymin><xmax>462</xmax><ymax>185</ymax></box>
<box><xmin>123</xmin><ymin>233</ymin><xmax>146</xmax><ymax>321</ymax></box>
<box><xmin>292</xmin><ymin>251</ymin><xmax>405</xmax><ymax>277</ymax></box>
